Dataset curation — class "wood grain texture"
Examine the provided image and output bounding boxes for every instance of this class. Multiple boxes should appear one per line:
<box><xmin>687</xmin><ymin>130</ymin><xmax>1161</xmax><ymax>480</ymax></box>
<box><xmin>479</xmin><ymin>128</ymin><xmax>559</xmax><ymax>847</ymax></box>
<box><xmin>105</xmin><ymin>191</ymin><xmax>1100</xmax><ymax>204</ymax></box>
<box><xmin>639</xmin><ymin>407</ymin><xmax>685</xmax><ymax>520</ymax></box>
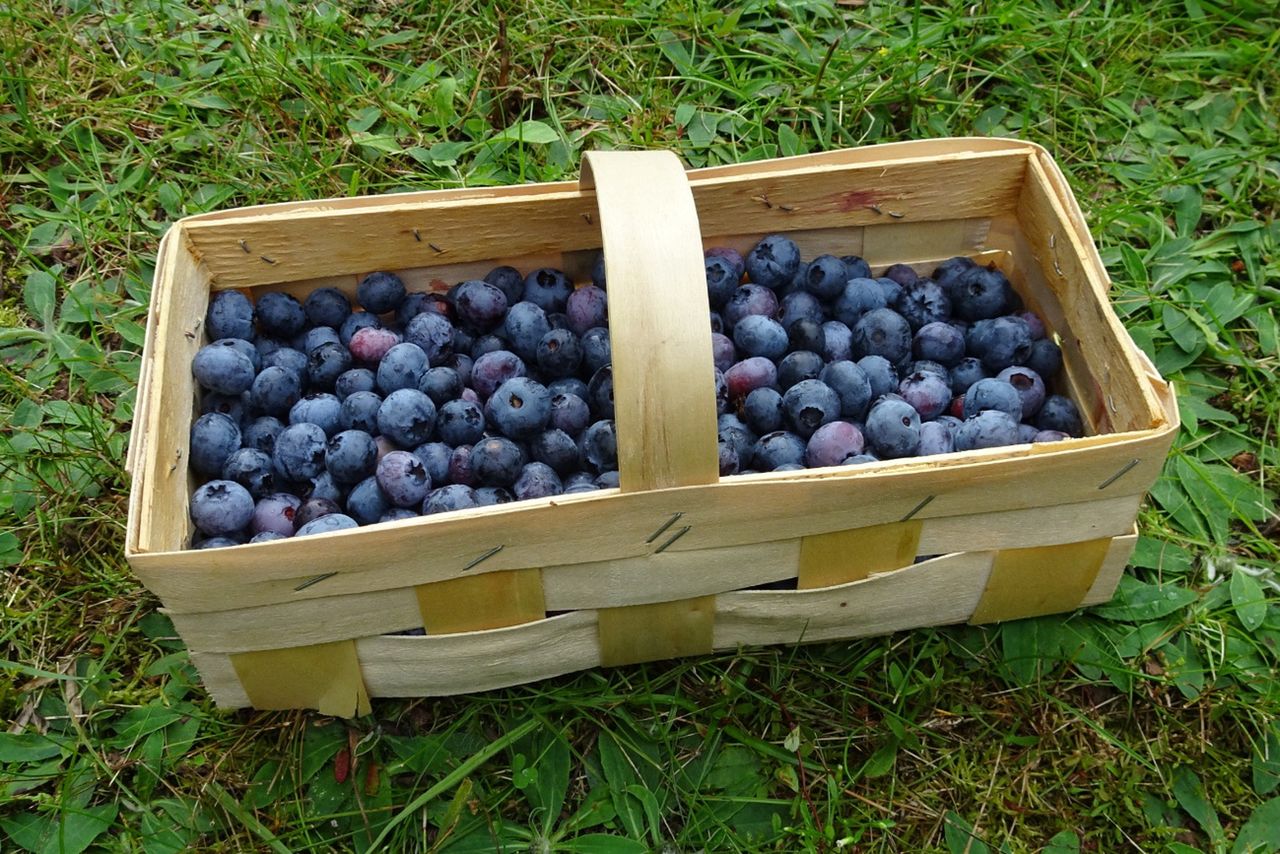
<box><xmin>416</xmin><ymin>568</ymin><xmax>545</xmax><ymax>634</ymax></box>
<box><xmin>969</xmin><ymin>537</ymin><xmax>1113</xmax><ymax>624</ymax></box>
<box><xmin>797</xmin><ymin>521</ymin><xmax>921</xmax><ymax>589</ymax></box>
<box><xmin>229</xmin><ymin>639</ymin><xmax>371</xmax><ymax>717</ymax></box>
<box><xmin>916</xmin><ymin>493</ymin><xmax>1141</xmax><ymax>553</ymax></box>
<box><xmin>581</xmin><ymin>151</ymin><xmax>719</xmax><ymax>491</ymax></box>
<box><xmin>597</xmin><ymin>596</ymin><xmax>716</xmax><ymax>667</ymax></box>
<box><xmin>1080</xmin><ymin>530</ymin><xmax>1138</xmax><ymax>607</ymax></box>
<box><xmin>713</xmin><ymin>551</ymin><xmax>994</xmax><ymax>649</ymax></box>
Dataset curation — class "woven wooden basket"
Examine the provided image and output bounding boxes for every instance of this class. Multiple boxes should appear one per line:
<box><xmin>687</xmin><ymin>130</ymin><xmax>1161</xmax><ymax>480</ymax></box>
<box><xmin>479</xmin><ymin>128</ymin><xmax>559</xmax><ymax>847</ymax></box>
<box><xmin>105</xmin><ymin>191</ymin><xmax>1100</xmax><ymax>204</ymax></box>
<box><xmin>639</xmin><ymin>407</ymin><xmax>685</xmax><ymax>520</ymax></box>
<box><xmin>125</xmin><ymin>139</ymin><xmax>1178</xmax><ymax>717</ymax></box>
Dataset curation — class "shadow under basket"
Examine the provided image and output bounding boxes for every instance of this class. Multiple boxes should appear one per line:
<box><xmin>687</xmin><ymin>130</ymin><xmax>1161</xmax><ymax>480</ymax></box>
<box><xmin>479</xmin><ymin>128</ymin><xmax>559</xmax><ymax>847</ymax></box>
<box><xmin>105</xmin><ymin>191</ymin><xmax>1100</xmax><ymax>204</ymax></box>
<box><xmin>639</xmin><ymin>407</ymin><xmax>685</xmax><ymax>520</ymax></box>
<box><xmin>125</xmin><ymin>138</ymin><xmax>1178</xmax><ymax>716</ymax></box>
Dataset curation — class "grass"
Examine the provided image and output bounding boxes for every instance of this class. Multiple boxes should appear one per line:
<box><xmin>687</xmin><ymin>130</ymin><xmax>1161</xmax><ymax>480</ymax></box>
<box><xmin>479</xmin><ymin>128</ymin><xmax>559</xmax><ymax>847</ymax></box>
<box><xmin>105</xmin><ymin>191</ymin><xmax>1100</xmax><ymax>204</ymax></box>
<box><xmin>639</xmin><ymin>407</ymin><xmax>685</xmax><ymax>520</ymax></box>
<box><xmin>1</xmin><ymin>0</ymin><xmax>1278</xmax><ymax>850</ymax></box>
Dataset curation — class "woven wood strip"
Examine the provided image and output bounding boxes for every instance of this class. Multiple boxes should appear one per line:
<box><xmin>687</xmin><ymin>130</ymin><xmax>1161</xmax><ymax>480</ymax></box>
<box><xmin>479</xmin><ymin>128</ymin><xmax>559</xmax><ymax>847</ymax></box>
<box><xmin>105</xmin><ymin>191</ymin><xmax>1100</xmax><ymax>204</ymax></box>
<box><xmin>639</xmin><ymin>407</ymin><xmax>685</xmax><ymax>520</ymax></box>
<box><xmin>969</xmin><ymin>537</ymin><xmax>1113</xmax><ymax>624</ymax></box>
<box><xmin>416</xmin><ymin>568</ymin><xmax>546</xmax><ymax>635</ymax></box>
<box><xmin>797</xmin><ymin>520</ymin><xmax>923</xmax><ymax>590</ymax></box>
<box><xmin>229</xmin><ymin>639</ymin><xmax>370</xmax><ymax>717</ymax></box>
<box><xmin>597</xmin><ymin>596</ymin><xmax>715</xmax><ymax>667</ymax></box>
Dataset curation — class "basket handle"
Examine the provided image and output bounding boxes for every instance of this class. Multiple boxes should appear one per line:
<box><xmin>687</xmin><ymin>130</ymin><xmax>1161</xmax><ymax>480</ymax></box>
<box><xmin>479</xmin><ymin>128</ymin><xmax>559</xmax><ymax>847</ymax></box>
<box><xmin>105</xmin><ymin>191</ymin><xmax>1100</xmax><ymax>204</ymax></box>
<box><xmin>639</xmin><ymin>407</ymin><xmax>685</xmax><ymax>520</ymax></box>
<box><xmin>580</xmin><ymin>151</ymin><xmax>720</xmax><ymax>493</ymax></box>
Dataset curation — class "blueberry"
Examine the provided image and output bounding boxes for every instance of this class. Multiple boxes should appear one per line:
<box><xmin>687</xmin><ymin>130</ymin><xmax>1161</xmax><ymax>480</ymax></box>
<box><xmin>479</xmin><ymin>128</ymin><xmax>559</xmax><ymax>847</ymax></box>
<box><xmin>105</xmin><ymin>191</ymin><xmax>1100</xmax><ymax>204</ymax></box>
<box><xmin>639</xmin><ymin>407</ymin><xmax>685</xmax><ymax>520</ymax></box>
<box><xmin>821</xmin><ymin>320</ymin><xmax>854</xmax><ymax>363</ymax></box>
<box><xmin>566</xmin><ymin>285</ymin><xmax>608</xmax><ymax>337</ymax></box>
<box><xmin>498</xmin><ymin>301</ymin><xmax>548</xmax><ymax>362</ymax></box>
<box><xmin>206</xmin><ymin>290</ymin><xmax>255</xmax><ymax>341</ymax></box>
<box><xmin>249</xmin><ymin>531</ymin><xmax>287</xmax><ymax>544</ymax></box>
<box><xmin>380</xmin><ymin>508</ymin><xmax>420</xmax><ymax>523</ymax></box>
<box><xmin>772</xmin><ymin>350</ymin><xmax>820</xmax><ymax>392</ymax></box>
<box><xmin>932</xmin><ymin>255</ymin><xmax>978</xmax><ymax>300</ymax></box>
<box><xmin>193</xmin><ymin>341</ymin><xmax>256</xmax><ymax>395</ymax></box>
<box><xmin>778</xmin><ymin>291</ymin><xmax>825</xmax><ymax>331</ymax></box>
<box><xmin>408</xmin><ymin>441</ymin><xmax>449</xmax><ymax>483</ymax></box>
<box><xmin>376</xmin><ymin>342</ymin><xmax>428</xmax><ymax>394</ymax></box>
<box><xmin>1033</xmin><ymin>429</ymin><xmax>1071</xmax><ymax>443</ymax></box>
<box><xmin>587</xmin><ymin>365</ymin><xmax>614</xmax><ymax>420</ymax></box>
<box><xmin>910</xmin><ymin>360</ymin><xmax>950</xmax><ymax>381</ymax></box>
<box><xmin>1018</xmin><ymin>310</ymin><xmax>1047</xmax><ymax>340</ymax></box>
<box><xmin>536</xmin><ymin>329</ymin><xmax>584</xmax><ymax>377</ymax></box>
<box><xmin>594</xmin><ymin>471</ymin><xmax>621</xmax><ymax>489</ymax></box>
<box><xmin>719</xmin><ymin>420</ymin><xmax>758</xmax><ymax>461</ymax></box>
<box><xmin>948</xmin><ymin>357</ymin><xmax>989</xmax><ymax>395</ymax></box>
<box><xmin>471</xmin><ymin>334</ymin><xmax>507</xmax><ymax>360</ymax></box>
<box><xmin>898</xmin><ymin>371</ymin><xmax>952</xmax><ymax>421</ymax></box>
<box><xmin>447</xmin><ymin>353</ymin><xmax>474</xmax><ymax>388</ymax></box>
<box><xmin>486</xmin><ymin>377</ymin><xmax>552</xmax><ymax>439</ymax></box>
<box><xmin>996</xmin><ymin>366</ymin><xmax>1047</xmax><ymax>420</ymax></box>
<box><xmin>805</xmin><ymin>421</ymin><xmax>865</xmax><ymax>468</ymax></box>
<box><xmin>580</xmin><ymin>327</ymin><xmax>612</xmax><ymax>375</ymax></box>
<box><xmin>746</xmin><ymin>234</ymin><xmax>801</xmax><ymax>290</ymax></box>
<box><xmin>705</xmin><ymin>255</ymin><xmax>740</xmax><ymax>308</ymax></box>
<box><xmin>335</xmin><ymin>368</ymin><xmax>377</xmax><ymax>400</ymax></box>
<box><xmin>724</xmin><ymin>357</ymin><xmax>778</xmax><ymax>402</ymax></box>
<box><xmin>296</xmin><ymin>513</ymin><xmax>359</xmax><ymax>536</ymax></box>
<box><xmin>819</xmin><ymin>360</ymin><xmax>873</xmax><ymax>420</ymax></box>
<box><xmin>916</xmin><ymin>420</ymin><xmax>955</xmax><ymax>456</ymax></box>
<box><xmin>968</xmin><ymin>316</ymin><xmax>1033</xmax><ymax>372</ymax></box>
<box><xmin>591</xmin><ymin>252</ymin><xmax>608</xmax><ymax>290</ymax></box>
<box><xmin>190</xmin><ymin>412</ymin><xmax>242</xmax><ymax>477</ymax></box>
<box><xmin>424</xmin><ymin>484</ymin><xmax>481</xmax><ymax>515</ymax></box>
<box><xmin>304</xmin><ymin>287</ymin><xmax>352</xmax><ymax>328</ymax></box>
<box><xmin>303</xmin><ymin>326</ymin><xmax>342</xmax><ymax>355</ymax></box>
<box><xmin>272</xmin><ymin>422</ymin><xmax>327</xmax><ymax>481</ymax></box>
<box><xmin>242</xmin><ymin>416</ymin><xmax>285</xmax><ymax>455</ymax></box>
<box><xmin>733</xmin><ymin>315</ymin><xmax>789</xmax><ymax>361</ymax></box>
<box><xmin>409</xmin><ymin>367</ymin><xmax>456</xmax><ymax>408</ymax></box>
<box><xmin>339</xmin><ymin>311</ymin><xmax>381</xmax><ymax>347</ymax></box>
<box><xmin>307</xmin><ymin>342</ymin><xmax>353</xmax><ymax>391</ymax></box>
<box><xmin>864</xmin><ymin>397</ymin><xmax>921</xmax><ymax>459</ymax></box>
<box><xmin>913</xmin><ymin>321</ymin><xmax>966</xmax><ymax>367</ymax></box>
<box><xmin>264</xmin><ymin>347</ymin><xmax>310</xmax><ymax>387</ymax></box>
<box><xmin>513</xmin><ymin>462</ymin><xmax>563</xmax><ymax>500</ymax></box>
<box><xmin>447</xmin><ymin>279</ymin><xmax>505</xmax><ymax>332</ymax></box>
<box><xmin>853</xmin><ymin>308</ymin><xmax>913</xmax><ymax>365</ymax></box>
<box><xmin>530</xmin><ymin>428</ymin><xmax>581</xmax><ymax>475</ymax></box>
<box><xmin>201</xmin><ymin>391</ymin><xmax>250</xmax><ymax>427</ymax></box>
<box><xmin>1026</xmin><ymin>338</ymin><xmax>1063</xmax><ymax>380</ymax></box>
<box><xmin>346</xmin><ymin>475</ymin><xmax>391</xmax><ymax>524</ymax></box>
<box><xmin>376</xmin><ymin>450</ymin><xmax>431</xmax><ymax>508</ymax></box>
<box><xmin>349</xmin><ymin>327</ymin><xmax>403</xmax><ymax>364</ymax></box>
<box><xmin>308</xmin><ymin>471</ymin><xmax>347</xmax><ymax>504</ymax></box>
<box><xmin>357</xmin><ymin>271</ymin><xmax>406</xmax><ymax>314</ymax></box>
<box><xmin>251</xmin><ymin>492</ymin><xmax>301</xmax><ymax>537</ymax></box>
<box><xmin>954</xmin><ymin>410</ymin><xmax>1020</xmax><ymax>451</ymax></box>
<box><xmin>882</xmin><ymin>263</ymin><xmax>919</xmax><ymax>287</ymax></box>
<box><xmin>711</xmin><ymin>332</ymin><xmax>737</xmax><ymax>373</ymax></box>
<box><xmin>190</xmin><ymin>479</ymin><xmax>255</xmax><ymax>536</ymax></box>
<box><xmin>833</xmin><ymin>278</ymin><xmax>888</xmax><ymax>328</ymax></box>
<box><xmin>855</xmin><ymin>355</ymin><xmax>897</xmax><ymax>401</ymax></box>
<box><xmin>723</xmin><ymin>284</ymin><xmax>779</xmax><ymax>329</ymax></box>
<box><xmin>339</xmin><ymin>390</ymin><xmax>382</xmax><ymax>433</ymax></box>
<box><xmin>709</xmin><ymin>312</ymin><xmax>724</xmax><ymax>335</ymax></box>
<box><xmin>782</xmin><ymin>379</ymin><xmax>841</xmax><ymax>439</ymax></box>
<box><xmin>563</xmin><ymin>471</ymin><xmax>597</xmax><ymax>491</ymax></box>
<box><xmin>520</xmin><ymin>268</ymin><xmax>572</xmax><ymax>313</ymax></box>
<box><xmin>549</xmin><ymin>392</ymin><xmax>591</xmax><ymax>436</ymax></box>
<box><xmin>403</xmin><ymin>292</ymin><xmax>453</xmax><ymax>326</ymax></box>
<box><xmin>294</xmin><ymin>497</ymin><xmax>343</xmax><ymax>529</ymax></box>
<box><xmin>873</xmin><ymin>277</ymin><xmax>903</xmax><ymax>307</ymax></box>
<box><xmin>706</xmin><ymin>246</ymin><xmax>746</xmax><ymax>281</ymax></box>
<box><xmin>222</xmin><ymin>448</ymin><xmax>276</xmax><ymax>498</ymax></box>
<box><xmin>578</xmin><ymin>419</ymin><xmax>617</xmax><ymax>474</ymax></box>
<box><xmin>717</xmin><ymin>438</ymin><xmax>740</xmax><ymax>476</ymax></box>
<box><xmin>195</xmin><ymin>536</ymin><xmax>241</xmax><ymax>549</ymax></box>
<box><xmin>952</xmin><ymin>266</ymin><xmax>1011</xmax><ymax>321</ymax></box>
<box><xmin>751</xmin><ymin>430</ymin><xmax>807</xmax><ymax>470</ymax></box>
<box><xmin>256</xmin><ymin>292</ymin><xmax>307</xmax><ymax>338</ymax></box>
<box><xmin>840</xmin><ymin>255</ymin><xmax>872</xmax><ymax>279</ymax></box>
<box><xmin>895</xmin><ymin>280</ymin><xmax>952</xmax><ymax>331</ymax></box>
<box><xmin>468</xmin><ymin>436</ymin><xmax>525</xmax><ymax>487</ymax></box>
<box><xmin>1017</xmin><ymin>422</ymin><xmax>1040</xmax><ymax>444</ymax></box>
<box><xmin>436</xmin><ymin>398</ymin><xmax>485</xmax><ymax>446</ymax></box>
<box><xmin>1035</xmin><ymin>395</ymin><xmax>1084</xmax><ymax>437</ymax></box>
<box><xmin>404</xmin><ymin>311</ymin><xmax>454</xmax><ymax>365</ymax></box>
<box><xmin>289</xmin><ymin>393</ymin><xmax>343</xmax><ymax>437</ymax></box>
<box><xmin>962</xmin><ymin>378</ymin><xmax>1023</xmax><ymax>421</ymax></box>
<box><xmin>548</xmin><ymin>376</ymin><xmax>589</xmax><ymax>402</ymax></box>
<box><xmin>475</xmin><ymin>486</ymin><xmax>515</xmax><ymax>506</ymax></box>
<box><xmin>801</xmin><ymin>254</ymin><xmax>849</xmax><ymax>301</ymax></box>
<box><xmin>448</xmin><ymin>444</ymin><xmax>476</xmax><ymax>486</ymax></box>
<box><xmin>845</xmin><ymin>453</ymin><xmax>880</xmax><ymax>465</ymax></box>
<box><xmin>787</xmin><ymin>319</ymin><xmax>824</xmax><ymax>355</ymax></box>
<box><xmin>743</xmin><ymin>387</ymin><xmax>784</xmax><ymax>435</ymax></box>
<box><xmin>325</xmin><ymin>429</ymin><xmax>378</xmax><ymax>484</ymax></box>
<box><xmin>377</xmin><ymin>389</ymin><xmax>437</xmax><ymax>448</ymax></box>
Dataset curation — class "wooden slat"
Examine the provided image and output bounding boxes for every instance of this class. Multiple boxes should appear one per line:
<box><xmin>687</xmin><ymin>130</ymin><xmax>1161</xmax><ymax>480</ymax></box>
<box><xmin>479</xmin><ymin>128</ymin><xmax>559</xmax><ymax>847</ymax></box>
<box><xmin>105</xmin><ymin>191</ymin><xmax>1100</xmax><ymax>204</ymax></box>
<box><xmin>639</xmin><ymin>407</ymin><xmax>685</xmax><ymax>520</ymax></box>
<box><xmin>969</xmin><ymin>537</ymin><xmax>1114</xmax><ymax>624</ymax></box>
<box><xmin>582</xmin><ymin>151</ymin><xmax>719</xmax><ymax>492</ymax></box>
<box><xmin>713</xmin><ymin>551</ymin><xmax>994</xmax><ymax>649</ymax></box>
<box><xmin>181</xmin><ymin>150</ymin><xmax>1028</xmax><ymax>289</ymax></box>
<box><xmin>597</xmin><ymin>596</ymin><xmax>716</xmax><ymax>667</ymax></box>
<box><xmin>917</xmin><ymin>493</ymin><xmax>1141</xmax><ymax>554</ymax></box>
<box><xmin>133</xmin><ymin>227</ymin><xmax>207</xmax><ymax>554</ymax></box>
<box><xmin>797</xmin><ymin>520</ymin><xmax>921</xmax><ymax>590</ymax></box>
<box><xmin>416</xmin><ymin>568</ymin><xmax>545</xmax><ymax>635</ymax></box>
<box><xmin>132</xmin><ymin>420</ymin><xmax>1175</xmax><ymax>614</ymax></box>
<box><xmin>229</xmin><ymin>639</ymin><xmax>371</xmax><ymax>717</ymax></box>
<box><xmin>1080</xmin><ymin>530</ymin><xmax>1138</xmax><ymax>607</ymax></box>
<box><xmin>859</xmin><ymin>218</ymin><xmax>992</xmax><ymax>266</ymax></box>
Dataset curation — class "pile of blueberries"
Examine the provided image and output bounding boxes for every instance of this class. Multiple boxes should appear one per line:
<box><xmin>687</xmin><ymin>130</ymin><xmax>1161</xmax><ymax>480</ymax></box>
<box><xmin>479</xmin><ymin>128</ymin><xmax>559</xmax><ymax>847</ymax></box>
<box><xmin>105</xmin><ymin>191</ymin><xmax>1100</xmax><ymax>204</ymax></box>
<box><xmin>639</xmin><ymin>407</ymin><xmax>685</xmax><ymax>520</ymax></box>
<box><xmin>186</xmin><ymin>234</ymin><xmax>1081</xmax><ymax>548</ymax></box>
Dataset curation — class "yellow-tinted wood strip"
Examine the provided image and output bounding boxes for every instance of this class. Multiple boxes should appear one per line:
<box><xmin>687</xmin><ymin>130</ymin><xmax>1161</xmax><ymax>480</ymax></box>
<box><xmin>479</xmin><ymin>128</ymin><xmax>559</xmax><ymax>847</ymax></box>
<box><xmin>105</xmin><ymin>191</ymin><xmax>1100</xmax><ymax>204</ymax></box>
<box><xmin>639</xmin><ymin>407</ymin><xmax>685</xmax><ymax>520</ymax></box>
<box><xmin>229</xmin><ymin>640</ymin><xmax>371</xmax><ymax>718</ymax></box>
<box><xmin>598</xmin><ymin>596</ymin><xmax>715</xmax><ymax>667</ymax></box>
<box><xmin>416</xmin><ymin>568</ymin><xmax>545</xmax><ymax>635</ymax></box>
<box><xmin>969</xmin><ymin>537</ymin><xmax>1113</xmax><ymax>624</ymax></box>
<box><xmin>797</xmin><ymin>520</ymin><xmax>922</xmax><ymax>590</ymax></box>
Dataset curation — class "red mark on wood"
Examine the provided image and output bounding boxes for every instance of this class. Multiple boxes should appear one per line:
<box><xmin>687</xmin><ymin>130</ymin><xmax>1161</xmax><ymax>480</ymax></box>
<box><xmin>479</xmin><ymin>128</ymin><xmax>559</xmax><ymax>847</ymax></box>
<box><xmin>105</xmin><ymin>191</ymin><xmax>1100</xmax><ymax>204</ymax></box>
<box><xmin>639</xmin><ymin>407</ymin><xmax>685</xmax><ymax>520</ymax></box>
<box><xmin>836</xmin><ymin>190</ymin><xmax>880</xmax><ymax>212</ymax></box>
